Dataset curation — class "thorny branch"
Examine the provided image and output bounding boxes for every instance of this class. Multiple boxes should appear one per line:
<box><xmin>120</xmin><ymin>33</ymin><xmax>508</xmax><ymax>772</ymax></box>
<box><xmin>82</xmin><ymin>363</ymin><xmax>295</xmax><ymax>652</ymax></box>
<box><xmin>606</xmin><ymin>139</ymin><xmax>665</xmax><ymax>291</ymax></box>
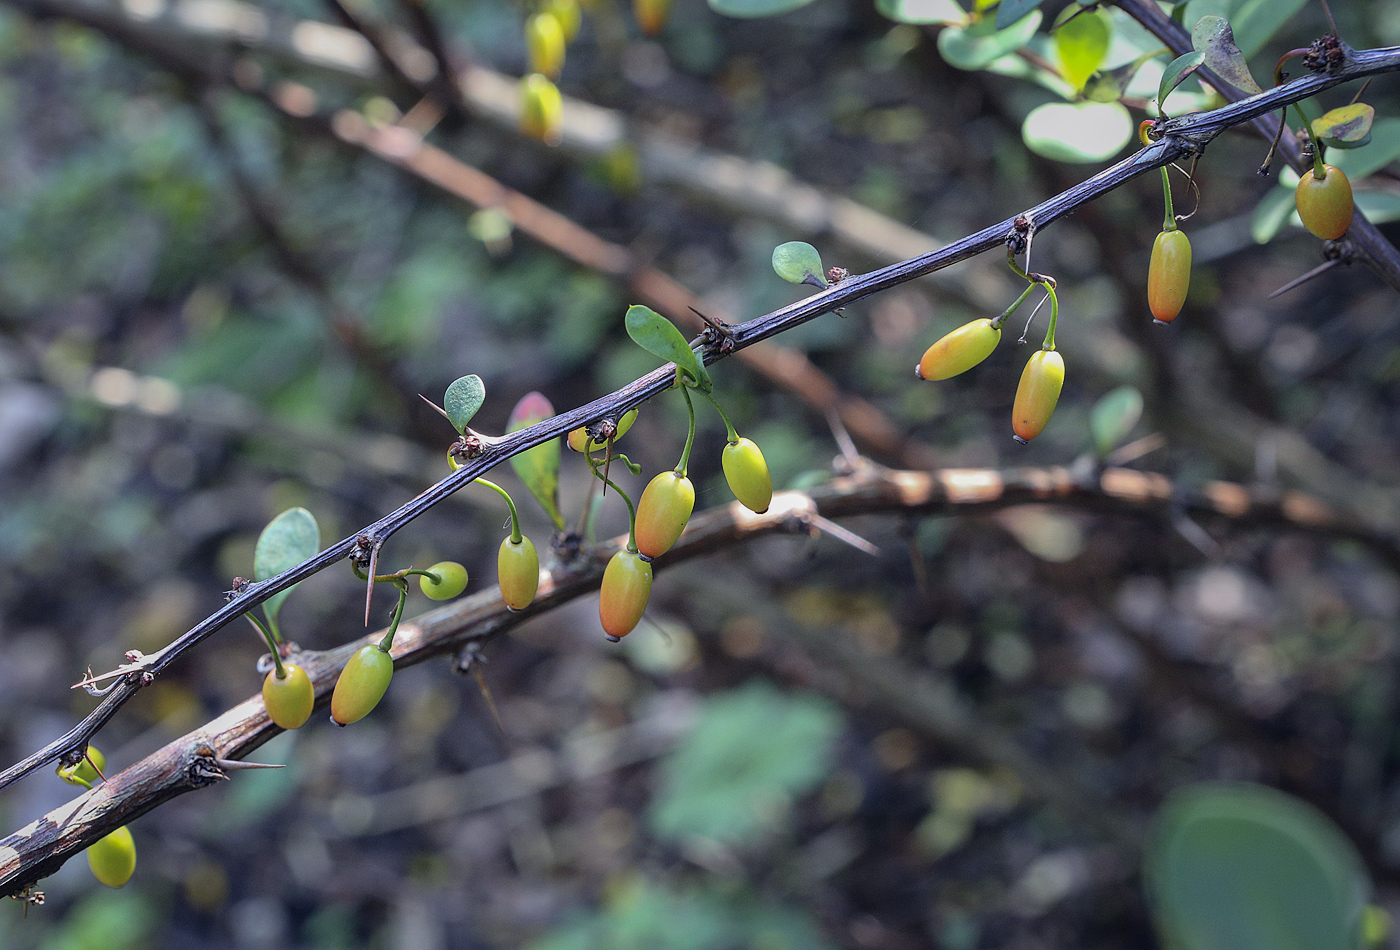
<box><xmin>5</xmin><ymin>459</ymin><xmax>1399</xmax><ymax>895</ymax></box>
<box><xmin>0</xmin><ymin>0</ymin><xmax>1398</xmax><ymax>793</ymax></box>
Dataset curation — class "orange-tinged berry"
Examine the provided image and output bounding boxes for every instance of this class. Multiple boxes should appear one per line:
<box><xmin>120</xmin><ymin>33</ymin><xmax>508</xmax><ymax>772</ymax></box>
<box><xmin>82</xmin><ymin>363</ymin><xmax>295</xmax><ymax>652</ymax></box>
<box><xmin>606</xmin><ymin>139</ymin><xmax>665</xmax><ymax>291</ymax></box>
<box><xmin>331</xmin><ymin>645</ymin><xmax>394</xmax><ymax>725</ymax></box>
<box><xmin>262</xmin><ymin>662</ymin><xmax>315</xmax><ymax>730</ymax></box>
<box><xmin>526</xmin><ymin>12</ymin><xmax>566</xmax><ymax>78</ymax></box>
<box><xmin>1295</xmin><ymin>164</ymin><xmax>1353</xmax><ymax>240</ymax></box>
<box><xmin>722</xmin><ymin>438</ymin><xmax>772</xmax><ymax>514</ymax></box>
<box><xmin>88</xmin><ymin>826</ymin><xmax>136</xmax><ymax>888</ymax></box>
<box><xmin>498</xmin><ymin>535</ymin><xmax>540</xmax><ymax>611</ymax></box>
<box><xmin>1147</xmin><ymin>229</ymin><xmax>1191</xmax><ymax>324</ymax></box>
<box><xmin>520</xmin><ymin>74</ymin><xmax>563</xmax><ymax>145</ymax></box>
<box><xmin>599</xmin><ymin>549</ymin><xmax>652</xmax><ymax>640</ymax></box>
<box><xmin>1012</xmin><ymin>349</ymin><xmax>1065</xmax><ymax>444</ymax></box>
<box><xmin>916</xmin><ymin>318</ymin><xmax>1001</xmax><ymax>380</ymax></box>
<box><xmin>634</xmin><ymin>470</ymin><xmax>695</xmax><ymax>560</ymax></box>
<box><xmin>633</xmin><ymin>0</ymin><xmax>670</xmax><ymax>35</ymax></box>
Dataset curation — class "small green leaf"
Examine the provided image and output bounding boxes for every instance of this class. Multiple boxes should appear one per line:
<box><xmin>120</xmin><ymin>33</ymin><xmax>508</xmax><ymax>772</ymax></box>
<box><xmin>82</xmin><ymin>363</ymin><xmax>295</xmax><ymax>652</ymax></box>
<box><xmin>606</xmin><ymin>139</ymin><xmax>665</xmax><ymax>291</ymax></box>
<box><xmin>1090</xmin><ymin>386</ymin><xmax>1143</xmax><ymax>457</ymax></box>
<box><xmin>1158</xmin><ymin>51</ymin><xmax>1204</xmax><ymax>111</ymax></box>
<box><xmin>1191</xmin><ymin>15</ymin><xmax>1261</xmax><ymax>95</ymax></box>
<box><xmin>444</xmin><ymin>375</ymin><xmax>486</xmax><ymax>435</ymax></box>
<box><xmin>1146</xmin><ymin>782</ymin><xmax>1370</xmax><ymax>950</ymax></box>
<box><xmin>771</xmin><ymin>241</ymin><xmax>827</xmax><ymax>287</ymax></box>
<box><xmin>1313</xmin><ymin>103</ymin><xmax>1375</xmax><ymax>145</ymax></box>
<box><xmin>507</xmin><ymin>392</ymin><xmax>565</xmax><ymax>530</ymax></box>
<box><xmin>1332</xmin><ymin>119</ymin><xmax>1400</xmax><ymax>180</ymax></box>
<box><xmin>254</xmin><ymin>507</ymin><xmax>320</xmax><ymax>628</ymax></box>
<box><xmin>1083</xmin><ymin>50</ymin><xmax>1166</xmax><ymax>103</ymax></box>
<box><xmin>706</xmin><ymin>0</ymin><xmax>815</xmax><ymax>18</ymax></box>
<box><xmin>993</xmin><ymin>0</ymin><xmax>1041</xmax><ymax>30</ymax></box>
<box><xmin>937</xmin><ymin>10</ymin><xmax>1041</xmax><ymax>71</ymax></box>
<box><xmin>1022</xmin><ymin>101</ymin><xmax>1133</xmax><ymax>163</ymax></box>
<box><xmin>1054</xmin><ymin>7</ymin><xmax>1110</xmax><ymax>93</ymax></box>
<box><xmin>1250</xmin><ymin>185</ymin><xmax>1296</xmax><ymax>243</ymax></box>
<box><xmin>875</xmin><ymin>0</ymin><xmax>964</xmax><ymax>24</ymax></box>
<box><xmin>624</xmin><ymin>304</ymin><xmax>711</xmax><ymax>391</ymax></box>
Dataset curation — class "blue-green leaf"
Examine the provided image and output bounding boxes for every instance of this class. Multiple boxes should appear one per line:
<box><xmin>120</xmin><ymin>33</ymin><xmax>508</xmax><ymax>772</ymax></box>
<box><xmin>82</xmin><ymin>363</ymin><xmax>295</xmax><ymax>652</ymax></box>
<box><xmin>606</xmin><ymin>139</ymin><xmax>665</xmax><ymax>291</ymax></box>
<box><xmin>1191</xmin><ymin>14</ymin><xmax>1261</xmax><ymax>95</ymax></box>
<box><xmin>707</xmin><ymin>0</ymin><xmax>815</xmax><ymax>18</ymax></box>
<box><xmin>444</xmin><ymin>374</ymin><xmax>486</xmax><ymax>434</ymax></box>
<box><xmin>771</xmin><ymin>241</ymin><xmax>826</xmax><ymax>287</ymax></box>
<box><xmin>1251</xmin><ymin>185</ymin><xmax>1296</xmax><ymax>243</ymax></box>
<box><xmin>1146</xmin><ymin>782</ymin><xmax>1369</xmax><ymax>950</ymax></box>
<box><xmin>254</xmin><ymin>507</ymin><xmax>320</xmax><ymax>628</ymax></box>
<box><xmin>875</xmin><ymin>0</ymin><xmax>964</xmax><ymax>24</ymax></box>
<box><xmin>624</xmin><ymin>304</ymin><xmax>711</xmax><ymax>390</ymax></box>
<box><xmin>937</xmin><ymin>10</ymin><xmax>1041</xmax><ymax>71</ymax></box>
<box><xmin>1158</xmin><ymin>51</ymin><xmax>1204</xmax><ymax>111</ymax></box>
<box><xmin>1022</xmin><ymin>101</ymin><xmax>1133</xmax><ymax>163</ymax></box>
<box><xmin>1090</xmin><ymin>386</ymin><xmax>1143</xmax><ymax>457</ymax></box>
<box><xmin>993</xmin><ymin>0</ymin><xmax>1041</xmax><ymax>30</ymax></box>
<box><xmin>507</xmin><ymin>391</ymin><xmax>564</xmax><ymax>530</ymax></box>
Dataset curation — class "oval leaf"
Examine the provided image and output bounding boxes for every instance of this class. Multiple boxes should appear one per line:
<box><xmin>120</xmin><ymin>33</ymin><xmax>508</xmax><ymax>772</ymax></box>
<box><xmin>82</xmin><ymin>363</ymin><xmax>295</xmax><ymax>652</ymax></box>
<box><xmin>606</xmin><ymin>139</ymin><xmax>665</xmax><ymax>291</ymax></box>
<box><xmin>1090</xmin><ymin>386</ymin><xmax>1143</xmax><ymax>457</ymax></box>
<box><xmin>254</xmin><ymin>507</ymin><xmax>320</xmax><ymax>628</ymax></box>
<box><xmin>1250</xmin><ymin>185</ymin><xmax>1296</xmax><ymax>244</ymax></box>
<box><xmin>707</xmin><ymin>0</ymin><xmax>815</xmax><ymax>18</ymax></box>
<box><xmin>507</xmin><ymin>391</ymin><xmax>564</xmax><ymax>530</ymax></box>
<box><xmin>937</xmin><ymin>10</ymin><xmax>1041</xmax><ymax>71</ymax></box>
<box><xmin>875</xmin><ymin>0</ymin><xmax>964</xmax><ymax>24</ymax></box>
<box><xmin>1191</xmin><ymin>15</ymin><xmax>1261</xmax><ymax>95</ymax></box>
<box><xmin>1022</xmin><ymin>100</ymin><xmax>1133</xmax><ymax>163</ymax></box>
<box><xmin>993</xmin><ymin>0</ymin><xmax>1041</xmax><ymax>30</ymax></box>
<box><xmin>1083</xmin><ymin>50</ymin><xmax>1164</xmax><ymax>103</ymax></box>
<box><xmin>772</xmin><ymin>241</ymin><xmax>826</xmax><ymax>287</ymax></box>
<box><xmin>1054</xmin><ymin>7</ymin><xmax>1110</xmax><ymax>93</ymax></box>
<box><xmin>1313</xmin><ymin>103</ymin><xmax>1375</xmax><ymax>144</ymax></box>
<box><xmin>624</xmin><ymin>304</ymin><xmax>711</xmax><ymax>390</ymax></box>
<box><xmin>1158</xmin><ymin>50</ymin><xmax>1204</xmax><ymax>111</ymax></box>
<box><xmin>1146</xmin><ymin>783</ymin><xmax>1369</xmax><ymax>950</ymax></box>
<box><xmin>444</xmin><ymin>374</ymin><xmax>486</xmax><ymax>435</ymax></box>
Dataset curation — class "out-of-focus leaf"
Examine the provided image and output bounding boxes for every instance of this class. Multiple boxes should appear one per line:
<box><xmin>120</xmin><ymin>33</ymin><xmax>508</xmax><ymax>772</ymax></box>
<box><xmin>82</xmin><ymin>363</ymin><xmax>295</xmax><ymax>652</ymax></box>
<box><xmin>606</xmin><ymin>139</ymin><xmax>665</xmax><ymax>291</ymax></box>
<box><xmin>507</xmin><ymin>391</ymin><xmax>564</xmax><ymax>530</ymax></box>
<box><xmin>706</xmin><ymin>0</ymin><xmax>815</xmax><ymax>17</ymax></box>
<box><xmin>444</xmin><ymin>374</ymin><xmax>486</xmax><ymax>434</ymax></box>
<box><xmin>1314</xmin><ymin>103</ymin><xmax>1375</xmax><ymax>148</ymax></box>
<box><xmin>1191</xmin><ymin>15</ymin><xmax>1261</xmax><ymax>94</ymax></box>
<box><xmin>1158</xmin><ymin>51</ymin><xmax>1204</xmax><ymax>110</ymax></box>
<box><xmin>1185</xmin><ymin>0</ymin><xmax>1309</xmax><ymax>58</ymax></box>
<box><xmin>1054</xmin><ymin>7</ymin><xmax>1111</xmax><ymax>93</ymax></box>
<box><xmin>993</xmin><ymin>0</ymin><xmax>1041</xmax><ymax>30</ymax></box>
<box><xmin>1091</xmin><ymin>386</ymin><xmax>1143</xmax><ymax>456</ymax></box>
<box><xmin>650</xmin><ymin>681</ymin><xmax>842</xmax><ymax>845</ymax></box>
<box><xmin>1083</xmin><ymin>50</ymin><xmax>1165</xmax><ymax>103</ymax></box>
<box><xmin>771</xmin><ymin>241</ymin><xmax>826</xmax><ymax>287</ymax></box>
<box><xmin>937</xmin><ymin>10</ymin><xmax>1041</xmax><ymax>71</ymax></box>
<box><xmin>254</xmin><ymin>507</ymin><xmax>319</xmax><ymax>629</ymax></box>
<box><xmin>1355</xmin><ymin>191</ymin><xmax>1400</xmax><ymax>225</ymax></box>
<box><xmin>1022</xmin><ymin>101</ymin><xmax>1133</xmax><ymax>163</ymax></box>
<box><xmin>1146</xmin><ymin>782</ymin><xmax>1370</xmax><ymax>950</ymax></box>
<box><xmin>875</xmin><ymin>0</ymin><xmax>963</xmax><ymax>24</ymax></box>
<box><xmin>1332</xmin><ymin>119</ymin><xmax>1400</xmax><ymax>180</ymax></box>
<box><xmin>1251</xmin><ymin>185</ymin><xmax>1296</xmax><ymax>243</ymax></box>
<box><xmin>624</xmin><ymin>304</ymin><xmax>711</xmax><ymax>390</ymax></box>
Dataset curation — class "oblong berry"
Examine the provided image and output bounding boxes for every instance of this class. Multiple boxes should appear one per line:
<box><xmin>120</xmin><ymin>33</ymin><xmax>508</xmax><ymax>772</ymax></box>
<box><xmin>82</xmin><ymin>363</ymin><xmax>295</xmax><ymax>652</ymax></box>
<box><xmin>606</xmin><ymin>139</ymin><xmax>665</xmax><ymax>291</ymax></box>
<box><xmin>87</xmin><ymin>826</ymin><xmax>136</xmax><ymax>888</ymax></box>
<box><xmin>722</xmin><ymin>438</ymin><xmax>773</xmax><ymax>514</ymax></box>
<box><xmin>330</xmin><ymin>645</ymin><xmax>394</xmax><ymax>725</ymax></box>
<box><xmin>1012</xmin><ymin>349</ymin><xmax>1065</xmax><ymax>444</ymax></box>
<box><xmin>262</xmin><ymin>662</ymin><xmax>315</xmax><ymax>730</ymax></box>
<box><xmin>526</xmin><ymin>13</ymin><xmax>565</xmax><ymax>79</ymax></box>
<box><xmin>634</xmin><ymin>470</ymin><xmax>695</xmax><ymax>560</ymax></box>
<box><xmin>498</xmin><ymin>535</ymin><xmax>540</xmax><ymax>611</ymax></box>
<box><xmin>599</xmin><ymin>549</ymin><xmax>652</xmax><ymax>640</ymax></box>
<box><xmin>917</xmin><ymin>318</ymin><xmax>1001</xmax><ymax>380</ymax></box>
<box><xmin>1295</xmin><ymin>164</ymin><xmax>1353</xmax><ymax>240</ymax></box>
<box><xmin>520</xmin><ymin>74</ymin><xmax>563</xmax><ymax>145</ymax></box>
<box><xmin>1147</xmin><ymin>229</ymin><xmax>1191</xmax><ymax>324</ymax></box>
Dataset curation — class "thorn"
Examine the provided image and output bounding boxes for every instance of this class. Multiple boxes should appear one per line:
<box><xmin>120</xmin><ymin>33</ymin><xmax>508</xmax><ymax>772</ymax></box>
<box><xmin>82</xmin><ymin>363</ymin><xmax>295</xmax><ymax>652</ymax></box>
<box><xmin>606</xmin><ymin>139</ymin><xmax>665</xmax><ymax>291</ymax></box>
<box><xmin>418</xmin><ymin>393</ymin><xmax>452</xmax><ymax>422</ymax></box>
<box><xmin>689</xmin><ymin>306</ymin><xmax>733</xmax><ymax>340</ymax></box>
<box><xmin>806</xmin><ymin>513</ymin><xmax>881</xmax><ymax>556</ymax></box>
<box><xmin>364</xmin><ymin>542</ymin><xmax>380</xmax><ymax>626</ymax></box>
<box><xmin>1268</xmin><ymin>257</ymin><xmax>1345</xmax><ymax>298</ymax></box>
<box><xmin>470</xmin><ymin>665</ymin><xmax>505</xmax><ymax>737</ymax></box>
<box><xmin>84</xmin><ymin>750</ymin><xmax>107</xmax><ymax>783</ymax></box>
<box><xmin>1172</xmin><ymin>512</ymin><xmax>1220</xmax><ymax>557</ymax></box>
<box><xmin>825</xmin><ymin>408</ymin><xmax>862</xmax><ymax>472</ymax></box>
<box><xmin>214</xmin><ymin>758</ymin><xmax>286</xmax><ymax>771</ymax></box>
<box><xmin>1105</xmin><ymin>433</ymin><xmax>1168</xmax><ymax>467</ymax></box>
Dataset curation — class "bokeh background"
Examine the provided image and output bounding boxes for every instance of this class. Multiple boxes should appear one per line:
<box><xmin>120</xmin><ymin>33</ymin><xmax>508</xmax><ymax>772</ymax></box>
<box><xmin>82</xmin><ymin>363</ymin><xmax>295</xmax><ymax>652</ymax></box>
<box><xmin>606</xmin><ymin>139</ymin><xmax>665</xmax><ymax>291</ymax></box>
<box><xmin>2</xmin><ymin>0</ymin><xmax>1400</xmax><ymax>945</ymax></box>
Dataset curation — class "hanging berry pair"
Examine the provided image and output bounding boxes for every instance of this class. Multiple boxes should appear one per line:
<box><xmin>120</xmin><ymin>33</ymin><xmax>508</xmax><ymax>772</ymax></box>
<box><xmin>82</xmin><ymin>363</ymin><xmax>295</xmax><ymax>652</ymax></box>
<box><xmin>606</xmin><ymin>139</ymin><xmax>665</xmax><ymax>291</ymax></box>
<box><xmin>57</xmin><ymin>745</ymin><xmax>137</xmax><ymax>888</ymax></box>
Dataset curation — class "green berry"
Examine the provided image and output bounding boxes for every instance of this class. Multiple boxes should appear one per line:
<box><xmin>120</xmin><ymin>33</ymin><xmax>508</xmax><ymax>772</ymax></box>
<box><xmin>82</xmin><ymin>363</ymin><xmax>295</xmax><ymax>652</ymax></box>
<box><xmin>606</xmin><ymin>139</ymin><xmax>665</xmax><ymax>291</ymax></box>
<box><xmin>87</xmin><ymin>826</ymin><xmax>136</xmax><ymax>888</ymax></box>
<box><xmin>498</xmin><ymin>535</ymin><xmax>540</xmax><ymax>611</ymax></box>
<box><xmin>262</xmin><ymin>662</ymin><xmax>315</xmax><ymax>730</ymax></box>
<box><xmin>330</xmin><ymin>645</ymin><xmax>394</xmax><ymax>725</ymax></box>
<box><xmin>57</xmin><ymin>744</ymin><xmax>106</xmax><ymax>786</ymax></box>
<box><xmin>420</xmin><ymin>561</ymin><xmax>468</xmax><ymax>600</ymax></box>
<box><xmin>634</xmin><ymin>470</ymin><xmax>695</xmax><ymax>560</ymax></box>
<box><xmin>722</xmin><ymin>438</ymin><xmax>773</xmax><ymax>514</ymax></box>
